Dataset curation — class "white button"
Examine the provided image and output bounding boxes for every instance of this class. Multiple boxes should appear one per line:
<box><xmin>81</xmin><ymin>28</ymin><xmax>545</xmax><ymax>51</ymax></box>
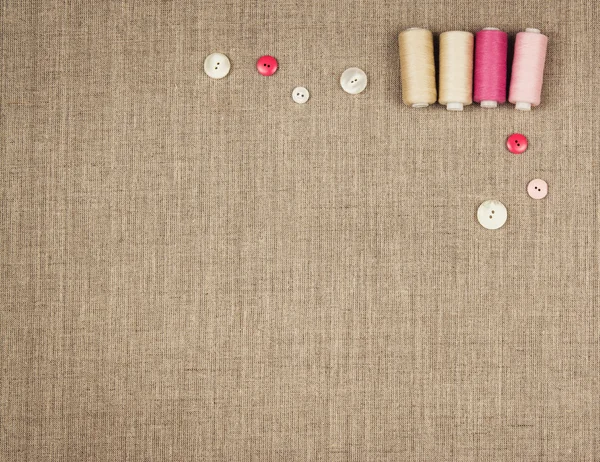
<box><xmin>292</xmin><ymin>87</ymin><xmax>310</xmax><ymax>104</ymax></box>
<box><xmin>477</xmin><ymin>200</ymin><xmax>507</xmax><ymax>229</ymax></box>
<box><xmin>204</xmin><ymin>53</ymin><xmax>230</xmax><ymax>79</ymax></box>
<box><xmin>340</xmin><ymin>67</ymin><xmax>367</xmax><ymax>94</ymax></box>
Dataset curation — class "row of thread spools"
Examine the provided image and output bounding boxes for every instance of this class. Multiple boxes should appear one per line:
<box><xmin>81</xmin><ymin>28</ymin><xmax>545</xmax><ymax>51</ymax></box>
<box><xmin>399</xmin><ymin>28</ymin><xmax>548</xmax><ymax>111</ymax></box>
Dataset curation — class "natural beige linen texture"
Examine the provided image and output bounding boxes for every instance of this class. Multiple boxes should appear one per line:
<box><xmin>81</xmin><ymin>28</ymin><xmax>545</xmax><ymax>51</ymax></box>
<box><xmin>1</xmin><ymin>0</ymin><xmax>599</xmax><ymax>460</ymax></box>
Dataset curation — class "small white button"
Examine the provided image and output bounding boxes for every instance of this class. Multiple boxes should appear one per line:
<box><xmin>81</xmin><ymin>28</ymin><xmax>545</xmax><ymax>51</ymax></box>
<box><xmin>477</xmin><ymin>200</ymin><xmax>508</xmax><ymax>229</ymax></box>
<box><xmin>340</xmin><ymin>67</ymin><xmax>367</xmax><ymax>94</ymax></box>
<box><xmin>292</xmin><ymin>87</ymin><xmax>310</xmax><ymax>104</ymax></box>
<box><xmin>204</xmin><ymin>53</ymin><xmax>230</xmax><ymax>79</ymax></box>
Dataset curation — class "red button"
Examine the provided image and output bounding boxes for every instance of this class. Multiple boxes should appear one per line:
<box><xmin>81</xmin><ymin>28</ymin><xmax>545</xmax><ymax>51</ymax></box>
<box><xmin>257</xmin><ymin>55</ymin><xmax>278</xmax><ymax>76</ymax></box>
<box><xmin>506</xmin><ymin>133</ymin><xmax>528</xmax><ymax>154</ymax></box>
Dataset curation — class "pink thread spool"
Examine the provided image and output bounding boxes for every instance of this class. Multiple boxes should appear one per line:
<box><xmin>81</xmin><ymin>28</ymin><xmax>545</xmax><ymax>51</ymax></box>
<box><xmin>473</xmin><ymin>28</ymin><xmax>508</xmax><ymax>108</ymax></box>
<box><xmin>509</xmin><ymin>28</ymin><xmax>548</xmax><ymax>110</ymax></box>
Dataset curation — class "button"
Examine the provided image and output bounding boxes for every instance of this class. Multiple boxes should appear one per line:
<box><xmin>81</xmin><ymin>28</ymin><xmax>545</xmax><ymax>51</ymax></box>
<box><xmin>506</xmin><ymin>133</ymin><xmax>528</xmax><ymax>154</ymax></box>
<box><xmin>257</xmin><ymin>55</ymin><xmax>278</xmax><ymax>76</ymax></box>
<box><xmin>204</xmin><ymin>53</ymin><xmax>230</xmax><ymax>79</ymax></box>
<box><xmin>292</xmin><ymin>87</ymin><xmax>309</xmax><ymax>104</ymax></box>
<box><xmin>340</xmin><ymin>67</ymin><xmax>367</xmax><ymax>94</ymax></box>
<box><xmin>477</xmin><ymin>200</ymin><xmax>508</xmax><ymax>229</ymax></box>
<box><xmin>527</xmin><ymin>179</ymin><xmax>548</xmax><ymax>199</ymax></box>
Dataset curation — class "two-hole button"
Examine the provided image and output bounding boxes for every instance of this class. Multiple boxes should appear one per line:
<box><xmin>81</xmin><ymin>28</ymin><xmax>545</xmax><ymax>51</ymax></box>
<box><xmin>527</xmin><ymin>179</ymin><xmax>548</xmax><ymax>199</ymax></box>
<box><xmin>506</xmin><ymin>133</ymin><xmax>528</xmax><ymax>154</ymax></box>
<box><xmin>204</xmin><ymin>53</ymin><xmax>231</xmax><ymax>79</ymax></box>
<box><xmin>477</xmin><ymin>200</ymin><xmax>508</xmax><ymax>229</ymax></box>
<box><xmin>257</xmin><ymin>56</ymin><xmax>278</xmax><ymax>76</ymax></box>
<box><xmin>340</xmin><ymin>68</ymin><xmax>367</xmax><ymax>94</ymax></box>
<box><xmin>292</xmin><ymin>87</ymin><xmax>309</xmax><ymax>104</ymax></box>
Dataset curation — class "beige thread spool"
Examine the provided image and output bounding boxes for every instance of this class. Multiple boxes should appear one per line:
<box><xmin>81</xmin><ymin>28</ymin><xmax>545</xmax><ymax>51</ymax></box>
<box><xmin>438</xmin><ymin>31</ymin><xmax>474</xmax><ymax>111</ymax></box>
<box><xmin>399</xmin><ymin>28</ymin><xmax>437</xmax><ymax>108</ymax></box>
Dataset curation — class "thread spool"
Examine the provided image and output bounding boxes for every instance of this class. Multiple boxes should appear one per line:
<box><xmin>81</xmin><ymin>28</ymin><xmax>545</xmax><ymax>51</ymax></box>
<box><xmin>438</xmin><ymin>31</ymin><xmax>474</xmax><ymax>111</ymax></box>
<box><xmin>509</xmin><ymin>28</ymin><xmax>548</xmax><ymax>110</ymax></box>
<box><xmin>473</xmin><ymin>28</ymin><xmax>508</xmax><ymax>108</ymax></box>
<box><xmin>398</xmin><ymin>28</ymin><xmax>437</xmax><ymax>108</ymax></box>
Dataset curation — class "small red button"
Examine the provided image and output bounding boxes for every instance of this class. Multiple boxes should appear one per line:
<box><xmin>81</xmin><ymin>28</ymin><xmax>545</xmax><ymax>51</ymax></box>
<box><xmin>257</xmin><ymin>55</ymin><xmax>278</xmax><ymax>76</ymax></box>
<box><xmin>506</xmin><ymin>133</ymin><xmax>528</xmax><ymax>154</ymax></box>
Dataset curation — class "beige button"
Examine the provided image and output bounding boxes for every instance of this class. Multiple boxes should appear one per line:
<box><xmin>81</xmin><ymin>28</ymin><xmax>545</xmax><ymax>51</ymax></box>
<box><xmin>292</xmin><ymin>87</ymin><xmax>309</xmax><ymax>104</ymax></box>
<box><xmin>204</xmin><ymin>53</ymin><xmax>230</xmax><ymax>79</ymax></box>
<box><xmin>477</xmin><ymin>200</ymin><xmax>507</xmax><ymax>229</ymax></box>
<box><xmin>340</xmin><ymin>67</ymin><xmax>367</xmax><ymax>94</ymax></box>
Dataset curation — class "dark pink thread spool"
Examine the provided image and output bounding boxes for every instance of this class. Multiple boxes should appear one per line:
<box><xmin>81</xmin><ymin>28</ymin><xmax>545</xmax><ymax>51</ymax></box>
<box><xmin>473</xmin><ymin>28</ymin><xmax>508</xmax><ymax>108</ymax></box>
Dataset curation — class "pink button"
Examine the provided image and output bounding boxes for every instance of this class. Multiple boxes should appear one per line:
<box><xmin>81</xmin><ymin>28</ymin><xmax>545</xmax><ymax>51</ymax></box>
<box><xmin>506</xmin><ymin>133</ymin><xmax>528</xmax><ymax>154</ymax></box>
<box><xmin>527</xmin><ymin>179</ymin><xmax>548</xmax><ymax>199</ymax></box>
<box><xmin>257</xmin><ymin>55</ymin><xmax>278</xmax><ymax>76</ymax></box>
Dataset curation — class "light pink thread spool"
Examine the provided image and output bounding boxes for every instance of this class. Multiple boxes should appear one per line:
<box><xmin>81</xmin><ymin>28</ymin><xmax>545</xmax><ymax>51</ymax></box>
<box><xmin>509</xmin><ymin>28</ymin><xmax>548</xmax><ymax>111</ymax></box>
<box><xmin>474</xmin><ymin>28</ymin><xmax>508</xmax><ymax>108</ymax></box>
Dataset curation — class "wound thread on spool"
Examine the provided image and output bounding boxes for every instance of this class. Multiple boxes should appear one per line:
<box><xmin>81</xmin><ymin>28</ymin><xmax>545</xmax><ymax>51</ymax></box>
<box><xmin>473</xmin><ymin>28</ymin><xmax>508</xmax><ymax>108</ymax></box>
<box><xmin>399</xmin><ymin>28</ymin><xmax>437</xmax><ymax>108</ymax></box>
<box><xmin>438</xmin><ymin>31</ymin><xmax>474</xmax><ymax>111</ymax></box>
<box><xmin>509</xmin><ymin>28</ymin><xmax>548</xmax><ymax>111</ymax></box>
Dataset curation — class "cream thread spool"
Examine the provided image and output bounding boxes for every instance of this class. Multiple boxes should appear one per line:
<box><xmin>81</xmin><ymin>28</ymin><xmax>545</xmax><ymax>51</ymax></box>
<box><xmin>399</xmin><ymin>28</ymin><xmax>437</xmax><ymax>108</ymax></box>
<box><xmin>509</xmin><ymin>28</ymin><xmax>548</xmax><ymax>111</ymax></box>
<box><xmin>438</xmin><ymin>31</ymin><xmax>474</xmax><ymax>111</ymax></box>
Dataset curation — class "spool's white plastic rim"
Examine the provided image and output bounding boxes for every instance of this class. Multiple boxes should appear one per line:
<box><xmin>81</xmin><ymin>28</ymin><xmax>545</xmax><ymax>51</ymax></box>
<box><xmin>441</xmin><ymin>30</ymin><xmax>474</xmax><ymax>36</ymax></box>
<box><xmin>404</xmin><ymin>27</ymin><xmax>427</xmax><ymax>31</ymax></box>
<box><xmin>482</xmin><ymin>27</ymin><xmax>500</xmax><ymax>31</ymax></box>
<box><xmin>411</xmin><ymin>103</ymin><xmax>429</xmax><ymax>108</ymax></box>
<box><xmin>525</xmin><ymin>28</ymin><xmax>541</xmax><ymax>33</ymax></box>
<box><xmin>515</xmin><ymin>101</ymin><xmax>532</xmax><ymax>111</ymax></box>
<box><xmin>480</xmin><ymin>100</ymin><xmax>498</xmax><ymax>108</ymax></box>
<box><xmin>446</xmin><ymin>102</ymin><xmax>464</xmax><ymax>111</ymax></box>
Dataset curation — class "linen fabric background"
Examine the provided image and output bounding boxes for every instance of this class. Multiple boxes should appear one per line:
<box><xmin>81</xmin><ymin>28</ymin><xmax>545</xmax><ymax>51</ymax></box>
<box><xmin>1</xmin><ymin>0</ymin><xmax>599</xmax><ymax>460</ymax></box>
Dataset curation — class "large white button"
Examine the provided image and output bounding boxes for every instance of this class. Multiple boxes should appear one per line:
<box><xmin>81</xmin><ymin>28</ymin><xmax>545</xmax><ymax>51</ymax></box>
<box><xmin>204</xmin><ymin>53</ymin><xmax>230</xmax><ymax>79</ymax></box>
<box><xmin>340</xmin><ymin>67</ymin><xmax>367</xmax><ymax>94</ymax></box>
<box><xmin>292</xmin><ymin>86</ymin><xmax>310</xmax><ymax>104</ymax></box>
<box><xmin>477</xmin><ymin>200</ymin><xmax>507</xmax><ymax>229</ymax></box>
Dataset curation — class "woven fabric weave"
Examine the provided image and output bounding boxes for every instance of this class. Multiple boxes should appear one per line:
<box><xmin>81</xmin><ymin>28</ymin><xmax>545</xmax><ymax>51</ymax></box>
<box><xmin>1</xmin><ymin>1</ymin><xmax>599</xmax><ymax>460</ymax></box>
